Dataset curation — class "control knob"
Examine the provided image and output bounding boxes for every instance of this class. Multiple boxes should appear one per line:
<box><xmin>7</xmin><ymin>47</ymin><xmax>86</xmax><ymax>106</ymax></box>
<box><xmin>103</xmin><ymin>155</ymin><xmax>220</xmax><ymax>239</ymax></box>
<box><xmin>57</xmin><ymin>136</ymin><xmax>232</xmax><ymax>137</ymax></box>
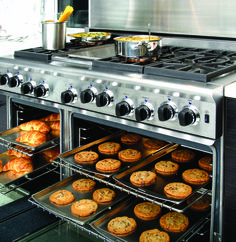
<box><xmin>158</xmin><ymin>102</ymin><xmax>177</xmax><ymax>121</ymax></box>
<box><xmin>96</xmin><ymin>90</ymin><xmax>114</xmax><ymax>107</ymax></box>
<box><xmin>8</xmin><ymin>74</ymin><xmax>23</xmax><ymax>88</ymax></box>
<box><xmin>135</xmin><ymin>102</ymin><xmax>154</xmax><ymax>121</ymax></box>
<box><xmin>0</xmin><ymin>73</ymin><xmax>13</xmax><ymax>85</ymax></box>
<box><xmin>21</xmin><ymin>81</ymin><xmax>35</xmax><ymax>94</ymax></box>
<box><xmin>80</xmin><ymin>87</ymin><xmax>97</xmax><ymax>103</ymax></box>
<box><xmin>61</xmin><ymin>89</ymin><xmax>77</xmax><ymax>104</ymax></box>
<box><xmin>178</xmin><ymin>106</ymin><xmax>200</xmax><ymax>126</ymax></box>
<box><xmin>116</xmin><ymin>99</ymin><xmax>134</xmax><ymax>116</ymax></box>
<box><xmin>33</xmin><ymin>83</ymin><xmax>49</xmax><ymax>97</ymax></box>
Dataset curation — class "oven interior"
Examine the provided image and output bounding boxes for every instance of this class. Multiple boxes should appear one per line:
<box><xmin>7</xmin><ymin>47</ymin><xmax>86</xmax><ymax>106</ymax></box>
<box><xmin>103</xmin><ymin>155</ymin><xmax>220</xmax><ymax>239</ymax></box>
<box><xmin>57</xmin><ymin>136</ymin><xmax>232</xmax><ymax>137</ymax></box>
<box><xmin>0</xmin><ymin>98</ymin><xmax>215</xmax><ymax>242</ymax></box>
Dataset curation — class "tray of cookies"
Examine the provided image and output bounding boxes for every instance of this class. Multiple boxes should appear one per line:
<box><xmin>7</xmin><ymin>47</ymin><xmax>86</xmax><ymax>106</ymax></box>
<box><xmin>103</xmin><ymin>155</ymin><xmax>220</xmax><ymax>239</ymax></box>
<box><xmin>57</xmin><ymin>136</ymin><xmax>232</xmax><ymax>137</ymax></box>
<box><xmin>59</xmin><ymin>131</ymin><xmax>172</xmax><ymax>178</ymax></box>
<box><xmin>90</xmin><ymin>196</ymin><xmax>210</xmax><ymax>242</ymax></box>
<box><xmin>113</xmin><ymin>146</ymin><xmax>212</xmax><ymax>205</ymax></box>
<box><xmin>31</xmin><ymin>173</ymin><xmax>128</xmax><ymax>225</ymax></box>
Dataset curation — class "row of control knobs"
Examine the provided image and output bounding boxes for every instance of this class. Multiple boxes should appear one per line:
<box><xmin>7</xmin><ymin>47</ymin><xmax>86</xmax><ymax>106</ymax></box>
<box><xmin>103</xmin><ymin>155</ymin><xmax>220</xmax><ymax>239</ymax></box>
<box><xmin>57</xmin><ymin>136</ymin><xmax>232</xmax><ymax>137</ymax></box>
<box><xmin>0</xmin><ymin>74</ymin><xmax>199</xmax><ymax>127</ymax></box>
<box><xmin>61</xmin><ymin>88</ymin><xmax>199</xmax><ymax>127</ymax></box>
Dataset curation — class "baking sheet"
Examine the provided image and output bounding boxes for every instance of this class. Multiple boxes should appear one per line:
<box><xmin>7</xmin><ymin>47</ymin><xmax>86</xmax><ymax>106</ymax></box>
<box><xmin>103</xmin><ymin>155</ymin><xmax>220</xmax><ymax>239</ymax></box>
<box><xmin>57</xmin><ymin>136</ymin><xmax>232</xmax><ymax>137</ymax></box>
<box><xmin>113</xmin><ymin>146</ymin><xmax>211</xmax><ymax>204</ymax></box>
<box><xmin>90</xmin><ymin>197</ymin><xmax>210</xmax><ymax>242</ymax></box>
<box><xmin>31</xmin><ymin>173</ymin><xmax>128</xmax><ymax>226</ymax></box>
<box><xmin>59</xmin><ymin>132</ymin><xmax>172</xmax><ymax>178</ymax></box>
<box><xmin>0</xmin><ymin>127</ymin><xmax>60</xmax><ymax>152</ymax></box>
<box><xmin>0</xmin><ymin>151</ymin><xmax>53</xmax><ymax>185</ymax></box>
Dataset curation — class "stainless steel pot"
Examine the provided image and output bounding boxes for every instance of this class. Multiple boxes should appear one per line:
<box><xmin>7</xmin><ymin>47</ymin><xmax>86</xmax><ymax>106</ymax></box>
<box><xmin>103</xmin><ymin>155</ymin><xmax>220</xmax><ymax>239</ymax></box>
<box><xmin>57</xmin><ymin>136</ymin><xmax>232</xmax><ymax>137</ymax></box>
<box><xmin>42</xmin><ymin>21</ymin><xmax>66</xmax><ymax>50</ymax></box>
<box><xmin>114</xmin><ymin>35</ymin><xmax>162</xmax><ymax>58</ymax></box>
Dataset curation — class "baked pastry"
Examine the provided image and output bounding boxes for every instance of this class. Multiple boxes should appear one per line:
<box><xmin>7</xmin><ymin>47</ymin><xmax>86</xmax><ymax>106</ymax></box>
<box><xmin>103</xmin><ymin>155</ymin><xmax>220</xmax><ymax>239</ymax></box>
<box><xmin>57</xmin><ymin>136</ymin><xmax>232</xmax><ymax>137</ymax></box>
<box><xmin>49</xmin><ymin>190</ymin><xmax>75</xmax><ymax>205</ymax></box>
<box><xmin>143</xmin><ymin>138</ymin><xmax>167</xmax><ymax>150</ymax></box>
<box><xmin>98</xmin><ymin>142</ymin><xmax>121</xmax><ymax>155</ymax></box>
<box><xmin>42</xmin><ymin>113</ymin><xmax>60</xmax><ymax>121</ymax></box>
<box><xmin>139</xmin><ymin>228</ymin><xmax>170</xmax><ymax>242</ymax></box>
<box><xmin>3</xmin><ymin>157</ymin><xmax>33</xmax><ymax>175</ymax></box>
<box><xmin>160</xmin><ymin>212</ymin><xmax>189</xmax><ymax>232</ymax></box>
<box><xmin>95</xmin><ymin>159</ymin><xmax>121</xmax><ymax>173</ymax></box>
<box><xmin>134</xmin><ymin>202</ymin><xmax>161</xmax><ymax>220</ymax></box>
<box><xmin>72</xmin><ymin>178</ymin><xmax>96</xmax><ymax>192</ymax></box>
<box><xmin>7</xmin><ymin>148</ymin><xmax>31</xmax><ymax>159</ymax></box>
<box><xmin>171</xmin><ymin>149</ymin><xmax>195</xmax><ymax>163</ymax></box>
<box><xmin>130</xmin><ymin>171</ymin><xmax>156</xmax><ymax>186</ymax></box>
<box><xmin>107</xmin><ymin>216</ymin><xmax>137</xmax><ymax>236</ymax></box>
<box><xmin>0</xmin><ymin>159</ymin><xmax>3</xmax><ymax>172</ymax></box>
<box><xmin>155</xmin><ymin>160</ymin><xmax>179</xmax><ymax>175</ymax></box>
<box><xmin>48</xmin><ymin>121</ymin><xmax>60</xmax><ymax>130</ymax></box>
<box><xmin>182</xmin><ymin>168</ymin><xmax>210</xmax><ymax>185</ymax></box>
<box><xmin>93</xmin><ymin>188</ymin><xmax>116</xmax><ymax>203</ymax></box>
<box><xmin>74</xmin><ymin>151</ymin><xmax>99</xmax><ymax>164</ymax></box>
<box><xmin>71</xmin><ymin>199</ymin><xmax>98</xmax><ymax>217</ymax></box>
<box><xmin>19</xmin><ymin>120</ymin><xmax>50</xmax><ymax>134</ymax></box>
<box><xmin>121</xmin><ymin>133</ymin><xmax>142</xmax><ymax>145</ymax></box>
<box><xmin>118</xmin><ymin>149</ymin><xmax>142</xmax><ymax>162</ymax></box>
<box><xmin>43</xmin><ymin>146</ymin><xmax>60</xmax><ymax>162</ymax></box>
<box><xmin>198</xmin><ymin>155</ymin><xmax>212</xmax><ymax>172</ymax></box>
<box><xmin>164</xmin><ymin>182</ymin><xmax>192</xmax><ymax>199</ymax></box>
<box><xmin>15</xmin><ymin>131</ymin><xmax>47</xmax><ymax>147</ymax></box>
<box><xmin>187</xmin><ymin>193</ymin><xmax>211</xmax><ymax>211</ymax></box>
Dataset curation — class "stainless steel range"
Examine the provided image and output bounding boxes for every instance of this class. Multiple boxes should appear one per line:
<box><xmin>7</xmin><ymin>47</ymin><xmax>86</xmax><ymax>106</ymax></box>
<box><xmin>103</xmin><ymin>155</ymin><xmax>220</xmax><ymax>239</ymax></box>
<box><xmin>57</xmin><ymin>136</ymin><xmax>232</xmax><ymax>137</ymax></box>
<box><xmin>0</xmin><ymin>0</ymin><xmax>236</xmax><ymax>241</ymax></box>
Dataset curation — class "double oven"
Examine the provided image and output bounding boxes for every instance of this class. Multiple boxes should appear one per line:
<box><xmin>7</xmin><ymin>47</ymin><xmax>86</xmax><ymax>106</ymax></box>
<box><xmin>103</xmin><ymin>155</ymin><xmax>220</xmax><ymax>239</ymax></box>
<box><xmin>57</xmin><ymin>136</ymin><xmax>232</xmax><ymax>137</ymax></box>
<box><xmin>0</xmin><ymin>1</ymin><xmax>236</xmax><ymax>241</ymax></box>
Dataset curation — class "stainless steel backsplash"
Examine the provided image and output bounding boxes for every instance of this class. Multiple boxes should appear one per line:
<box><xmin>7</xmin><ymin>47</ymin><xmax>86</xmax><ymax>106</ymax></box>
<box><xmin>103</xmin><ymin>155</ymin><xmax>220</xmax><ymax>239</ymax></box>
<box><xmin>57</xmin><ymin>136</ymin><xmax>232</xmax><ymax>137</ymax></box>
<box><xmin>89</xmin><ymin>0</ymin><xmax>236</xmax><ymax>38</ymax></box>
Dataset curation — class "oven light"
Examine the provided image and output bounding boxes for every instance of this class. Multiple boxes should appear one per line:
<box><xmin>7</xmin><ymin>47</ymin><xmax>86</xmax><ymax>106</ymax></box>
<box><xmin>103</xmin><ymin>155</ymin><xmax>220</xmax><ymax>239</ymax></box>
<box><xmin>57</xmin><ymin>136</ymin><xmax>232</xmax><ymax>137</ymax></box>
<box><xmin>70</xmin><ymin>85</ymin><xmax>73</xmax><ymax>88</ymax></box>
<box><xmin>194</xmin><ymin>95</ymin><xmax>201</xmax><ymax>101</ymax></box>
<box><xmin>96</xmin><ymin>79</ymin><xmax>103</xmax><ymax>84</ymax></box>
<box><xmin>145</xmin><ymin>99</ymin><xmax>148</xmax><ymax>102</ymax></box>
<box><xmin>189</xmin><ymin>101</ymin><xmax>192</xmax><ymax>105</ymax></box>
<box><xmin>153</xmin><ymin>89</ymin><xmax>160</xmax><ymax>93</ymax></box>
<box><xmin>53</xmin><ymin>72</ymin><xmax>57</xmax><ymax>76</ymax></box>
<box><xmin>134</xmin><ymin>85</ymin><xmax>141</xmax><ymax>90</ymax></box>
<box><xmin>125</xmin><ymin>96</ymin><xmax>128</xmax><ymax>99</ymax></box>
<box><xmin>105</xmin><ymin>87</ymin><xmax>108</xmax><ymax>90</ymax></box>
<box><xmin>40</xmin><ymin>70</ymin><xmax>45</xmax><ymax>74</ymax></box>
<box><xmin>168</xmin><ymin>98</ymin><xmax>171</xmax><ymax>101</ymax></box>
<box><xmin>14</xmin><ymin>66</ymin><xmax>19</xmax><ymax>70</ymax></box>
<box><xmin>173</xmin><ymin>92</ymin><xmax>180</xmax><ymax>97</ymax></box>
<box><xmin>112</xmin><ymin>81</ymin><xmax>119</xmax><ymax>87</ymax></box>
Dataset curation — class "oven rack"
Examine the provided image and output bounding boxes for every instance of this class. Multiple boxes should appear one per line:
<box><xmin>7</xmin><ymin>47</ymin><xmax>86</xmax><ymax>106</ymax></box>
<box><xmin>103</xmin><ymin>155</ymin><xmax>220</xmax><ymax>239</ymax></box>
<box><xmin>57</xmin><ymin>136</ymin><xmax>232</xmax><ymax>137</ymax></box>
<box><xmin>0</xmin><ymin>138</ymin><xmax>60</xmax><ymax>156</ymax></box>
<box><xmin>54</xmin><ymin>159</ymin><xmax>212</xmax><ymax>213</ymax></box>
<box><xmin>0</xmin><ymin>162</ymin><xmax>60</xmax><ymax>195</ymax></box>
<box><xmin>28</xmin><ymin>198</ymin><xmax>109</xmax><ymax>242</ymax></box>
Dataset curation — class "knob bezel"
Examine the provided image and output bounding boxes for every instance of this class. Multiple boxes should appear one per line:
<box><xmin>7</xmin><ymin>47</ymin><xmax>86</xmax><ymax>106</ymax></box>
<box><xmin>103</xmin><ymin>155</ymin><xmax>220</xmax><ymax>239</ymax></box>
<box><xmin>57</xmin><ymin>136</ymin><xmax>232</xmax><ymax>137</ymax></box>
<box><xmin>8</xmin><ymin>74</ymin><xmax>23</xmax><ymax>88</ymax></box>
<box><xmin>34</xmin><ymin>83</ymin><xmax>50</xmax><ymax>97</ymax></box>
<box><xmin>178</xmin><ymin>105</ymin><xmax>200</xmax><ymax>126</ymax></box>
<box><xmin>135</xmin><ymin>102</ymin><xmax>154</xmax><ymax>121</ymax></box>
<box><xmin>61</xmin><ymin>88</ymin><xmax>78</xmax><ymax>104</ymax></box>
<box><xmin>116</xmin><ymin>98</ymin><xmax>134</xmax><ymax>117</ymax></box>
<box><xmin>158</xmin><ymin>101</ymin><xmax>178</xmax><ymax>121</ymax></box>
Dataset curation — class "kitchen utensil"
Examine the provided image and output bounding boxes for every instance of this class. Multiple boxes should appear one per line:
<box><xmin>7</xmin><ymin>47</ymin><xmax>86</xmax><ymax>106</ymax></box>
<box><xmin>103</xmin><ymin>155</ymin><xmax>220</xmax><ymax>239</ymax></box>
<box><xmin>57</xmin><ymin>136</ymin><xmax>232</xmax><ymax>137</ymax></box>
<box><xmin>58</xmin><ymin>6</ymin><xmax>74</xmax><ymax>22</ymax></box>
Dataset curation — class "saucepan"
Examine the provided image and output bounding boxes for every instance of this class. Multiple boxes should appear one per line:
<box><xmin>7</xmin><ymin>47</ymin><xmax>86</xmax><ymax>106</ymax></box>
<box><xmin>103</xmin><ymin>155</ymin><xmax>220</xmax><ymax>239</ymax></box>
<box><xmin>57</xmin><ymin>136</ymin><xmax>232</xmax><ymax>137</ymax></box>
<box><xmin>114</xmin><ymin>35</ymin><xmax>162</xmax><ymax>58</ymax></box>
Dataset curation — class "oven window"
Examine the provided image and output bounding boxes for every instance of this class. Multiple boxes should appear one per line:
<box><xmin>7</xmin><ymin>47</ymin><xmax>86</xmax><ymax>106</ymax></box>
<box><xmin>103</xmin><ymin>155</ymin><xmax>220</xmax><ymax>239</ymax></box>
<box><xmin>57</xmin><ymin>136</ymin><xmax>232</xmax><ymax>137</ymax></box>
<box><xmin>58</xmin><ymin>0</ymin><xmax>88</xmax><ymax>28</ymax></box>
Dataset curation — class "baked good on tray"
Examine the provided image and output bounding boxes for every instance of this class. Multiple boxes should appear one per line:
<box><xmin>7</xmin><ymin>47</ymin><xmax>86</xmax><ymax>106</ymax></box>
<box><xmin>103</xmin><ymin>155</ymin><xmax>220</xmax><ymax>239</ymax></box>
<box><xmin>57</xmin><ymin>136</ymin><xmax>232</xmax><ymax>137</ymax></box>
<box><xmin>95</xmin><ymin>158</ymin><xmax>121</xmax><ymax>173</ymax></box>
<box><xmin>198</xmin><ymin>155</ymin><xmax>213</xmax><ymax>172</ymax></box>
<box><xmin>118</xmin><ymin>149</ymin><xmax>142</xmax><ymax>162</ymax></box>
<box><xmin>134</xmin><ymin>202</ymin><xmax>161</xmax><ymax>220</ymax></box>
<box><xmin>0</xmin><ymin>159</ymin><xmax>3</xmax><ymax>172</ymax></box>
<box><xmin>159</xmin><ymin>212</ymin><xmax>189</xmax><ymax>232</ymax></box>
<box><xmin>3</xmin><ymin>157</ymin><xmax>33</xmax><ymax>175</ymax></box>
<box><xmin>107</xmin><ymin>216</ymin><xmax>137</xmax><ymax>236</ymax></box>
<box><xmin>164</xmin><ymin>182</ymin><xmax>192</xmax><ymax>199</ymax></box>
<box><xmin>130</xmin><ymin>171</ymin><xmax>157</xmax><ymax>186</ymax></box>
<box><xmin>72</xmin><ymin>178</ymin><xmax>96</xmax><ymax>192</ymax></box>
<box><xmin>71</xmin><ymin>199</ymin><xmax>98</xmax><ymax>217</ymax></box>
<box><xmin>171</xmin><ymin>149</ymin><xmax>195</xmax><ymax>163</ymax></box>
<box><xmin>182</xmin><ymin>168</ymin><xmax>210</xmax><ymax>185</ymax></box>
<box><xmin>93</xmin><ymin>188</ymin><xmax>116</xmax><ymax>203</ymax></box>
<box><xmin>15</xmin><ymin>131</ymin><xmax>47</xmax><ymax>147</ymax></box>
<box><xmin>155</xmin><ymin>160</ymin><xmax>179</xmax><ymax>175</ymax></box>
<box><xmin>48</xmin><ymin>121</ymin><xmax>60</xmax><ymax>130</ymax></box>
<box><xmin>187</xmin><ymin>193</ymin><xmax>211</xmax><ymax>211</ymax></box>
<box><xmin>120</xmin><ymin>133</ymin><xmax>142</xmax><ymax>145</ymax></box>
<box><xmin>98</xmin><ymin>142</ymin><xmax>121</xmax><ymax>155</ymax></box>
<box><xmin>74</xmin><ymin>151</ymin><xmax>99</xmax><ymax>164</ymax></box>
<box><xmin>49</xmin><ymin>190</ymin><xmax>75</xmax><ymax>205</ymax></box>
<box><xmin>139</xmin><ymin>228</ymin><xmax>170</xmax><ymax>242</ymax></box>
<box><xmin>143</xmin><ymin>138</ymin><xmax>167</xmax><ymax>150</ymax></box>
<box><xmin>42</xmin><ymin>113</ymin><xmax>60</xmax><ymax>121</ymax></box>
<box><xmin>19</xmin><ymin>120</ymin><xmax>50</xmax><ymax>134</ymax></box>
<box><xmin>43</xmin><ymin>146</ymin><xmax>60</xmax><ymax>162</ymax></box>
<box><xmin>7</xmin><ymin>148</ymin><xmax>31</xmax><ymax>159</ymax></box>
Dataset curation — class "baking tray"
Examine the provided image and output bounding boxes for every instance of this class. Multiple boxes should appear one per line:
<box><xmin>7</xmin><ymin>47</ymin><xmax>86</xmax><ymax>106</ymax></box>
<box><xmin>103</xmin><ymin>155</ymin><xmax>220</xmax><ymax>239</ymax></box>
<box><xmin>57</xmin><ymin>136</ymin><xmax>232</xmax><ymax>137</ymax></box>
<box><xmin>113</xmin><ymin>146</ymin><xmax>211</xmax><ymax>204</ymax></box>
<box><xmin>59</xmin><ymin>131</ymin><xmax>172</xmax><ymax>178</ymax></box>
<box><xmin>31</xmin><ymin>173</ymin><xmax>128</xmax><ymax>226</ymax></box>
<box><xmin>0</xmin><ymin>151</ymin><xmax>53</xmax><ymax>185</ymax></box>
<box><xmin>90</xmin><ymin>197</ymin><xmax>210</xmax><ymax>242</ymax></box>
<box><xmin>0</xmin><ymin>127</ymin><xmax>60</xmax><ymax>152</ymax></box>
